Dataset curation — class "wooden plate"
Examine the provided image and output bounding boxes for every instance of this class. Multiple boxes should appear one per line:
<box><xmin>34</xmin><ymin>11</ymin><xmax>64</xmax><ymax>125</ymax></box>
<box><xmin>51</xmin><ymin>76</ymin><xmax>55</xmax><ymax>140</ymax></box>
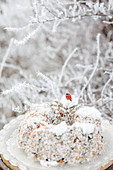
<box><xmin>0</xmin><ymin>154</ymin><xmax>20</xmax><ymax>170</ymax></box>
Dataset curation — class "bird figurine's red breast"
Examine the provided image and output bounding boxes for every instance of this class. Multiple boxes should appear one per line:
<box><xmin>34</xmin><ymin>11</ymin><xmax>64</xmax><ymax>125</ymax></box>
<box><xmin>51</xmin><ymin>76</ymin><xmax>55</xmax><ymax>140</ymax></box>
<box><xmin>66</xmin><ymin>93</ymin><xmax>72</xmax><ymax>101</ymax></box>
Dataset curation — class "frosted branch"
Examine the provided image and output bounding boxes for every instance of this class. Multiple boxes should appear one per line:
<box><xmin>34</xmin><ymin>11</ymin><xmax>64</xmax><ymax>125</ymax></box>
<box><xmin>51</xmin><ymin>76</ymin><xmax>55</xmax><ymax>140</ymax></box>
<box><xmin>103</xmin><ymin>21</ymin><xmax>113</xmax><ymax>24</ymax></box>
<box><xmin>37</xmin><ymin>72</ymin><xmax>58</xmax><ymax>100</ymax></box>
<box><xmin>14</xmin><ymin>26</ymin><xmax>41</xmax><ymax>45</ymax></box>
<box><xmin>0</xmin><ymin>39</ymin><xmax>13</xmax><ymax>78</ymax></box>
<box><xmin>2</xmin><ymin>82</ymin><xmax>35</xmax><ymax>96</ymax></box>
<box><xmin>4</xmin><ymin>23</ymin><xmax>32</xmax><ymax>32</ymax></box>
<box><xmin>58</xmin><ymin>47</ymin><xmax>78</xmax><ymax>87</ymax></box>
<box><xmin>79</xmin><ymin>33</ymin><xmax>101</xmax><ymax>98</ymax></box>
<box><xmin>101</xmin><ymin>72</ymin><xmax>113</xmax><ymax>98</ymax></box>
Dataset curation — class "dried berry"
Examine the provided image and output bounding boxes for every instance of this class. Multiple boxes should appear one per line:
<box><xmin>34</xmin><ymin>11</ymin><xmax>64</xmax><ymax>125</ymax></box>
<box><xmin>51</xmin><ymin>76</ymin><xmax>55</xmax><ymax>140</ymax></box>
<box><xmin>57</xmin><ymin>160</ymin><xmax>64</xmax><ymax>163</ymax></box>
<box><xmin>74</xmin><ymin>137</ymin><xmax>77</xmax><ymax>143</ymax></box>
<box><xmin>37</xmin><ymin>124</ymin><xmax>40</xmax><ymax>128</ymax></box>
<box><xmin>60</xmin><ymin>113</ymin><xmax>64</xmax><ymax>117</ymax></box>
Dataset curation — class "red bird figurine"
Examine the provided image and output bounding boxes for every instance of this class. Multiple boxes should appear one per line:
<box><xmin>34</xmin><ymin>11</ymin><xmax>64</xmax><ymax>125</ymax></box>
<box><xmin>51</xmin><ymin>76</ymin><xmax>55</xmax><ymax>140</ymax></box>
<box><xmin>66</xmin><ymin>93</ymin><xmax>72</xmax><ymax>101</ymax></box>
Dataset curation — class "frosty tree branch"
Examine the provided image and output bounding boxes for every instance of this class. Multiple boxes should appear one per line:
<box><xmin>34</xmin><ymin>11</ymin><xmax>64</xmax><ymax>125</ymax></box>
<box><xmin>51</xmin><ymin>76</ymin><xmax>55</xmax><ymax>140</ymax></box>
<box><xmin>37</xmin><ymin>72</ymin><xmax>59</xmax><ymax>100</ymax></box>
<box><xmin>101</xmin><ymin>72</ymin><xmax>113</xmax><ymax>98</ymax></box>
<box><xmin>79</xmin><ymin>33</ymin><xmax>101</xmax><ymax>99</ymax></box>
<box><xmin>0</xmin><ymin>0</ymin><xmax>113</xmax><ymax>126</ymax></box>
<box><xmin>0</xmin><ymin>39</ymin><xmax>14</xmax><ymax>78</ymax></box>
<box><xmin>58</xmin><ymin>47</ymin><xmax>78</xmax><ymax>88</ymax></box>
<box><xmin>4</xmin><ymin>0</ymin><xmax>113</xmax><ymax>45</ymax></box>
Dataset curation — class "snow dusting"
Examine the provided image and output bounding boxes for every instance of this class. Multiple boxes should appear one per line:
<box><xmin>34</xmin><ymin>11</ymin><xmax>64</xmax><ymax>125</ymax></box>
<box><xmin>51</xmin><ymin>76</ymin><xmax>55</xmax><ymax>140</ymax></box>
<box><xmin>50</xmin><ymin>121</ymin><xmax>67</xmax><ymax>136</ymax></box>
<box><xmin>73</xmin><ymin>122</ymin><xmax>95</xmax><ymax>134</ymax></box>
<box><xmin>76</xmin><ymin>106</ymin><xmax>101</xmax><ymax>120</ymax></box>
<box><xmin>60</xmin><ymin>95</ymin><xmax>78</xmax><ymax>108</ymax></box>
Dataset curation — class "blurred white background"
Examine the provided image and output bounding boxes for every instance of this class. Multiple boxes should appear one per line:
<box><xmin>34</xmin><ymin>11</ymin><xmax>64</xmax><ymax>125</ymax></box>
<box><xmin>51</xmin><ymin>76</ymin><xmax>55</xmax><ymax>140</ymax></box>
<box><xmin>0</xmin><ymin>0</ymin><xmax>113</xmax><ymax>129</ymax></box>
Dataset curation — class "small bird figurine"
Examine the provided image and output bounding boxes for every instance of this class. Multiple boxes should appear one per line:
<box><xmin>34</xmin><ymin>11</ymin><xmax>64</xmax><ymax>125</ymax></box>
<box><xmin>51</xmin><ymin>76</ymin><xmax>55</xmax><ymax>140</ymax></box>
<box><xmin>66</xmin><ymin>93</ymin><xmax>72</xmax><ymax>101</ymax></box>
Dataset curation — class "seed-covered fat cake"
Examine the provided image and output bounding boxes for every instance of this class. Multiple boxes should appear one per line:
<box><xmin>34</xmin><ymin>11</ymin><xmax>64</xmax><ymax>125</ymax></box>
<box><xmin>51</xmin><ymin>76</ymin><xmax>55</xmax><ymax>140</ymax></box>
<box><xmin>17</xmin><ymin>94</ymin><xmax>103</xmax><ymax>167</ymax></box>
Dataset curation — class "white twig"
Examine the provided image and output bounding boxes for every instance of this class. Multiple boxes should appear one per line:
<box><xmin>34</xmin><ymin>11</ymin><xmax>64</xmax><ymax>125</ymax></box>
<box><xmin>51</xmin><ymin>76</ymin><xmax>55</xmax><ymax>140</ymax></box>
<box><xmin>79</xmin><ymin>33</ymin><xmax>101</xmax><ymax>98</ymax></box>
<box><xmin>37</xmin><ymin>72</ymin><xmax>58</xmax><ymax>100</ymax></box>
<box><xmin>65</xmin><ymin>76</ymin><xmax>82</xmax><ymax>86</ymax></box>
<box><xmin>4</xmin><ymin>23</ymin><xmax>32</xmax><ymax>32</ymax></box>
<box><xmin>58</xmin><ymin>47</ymin><xmax>78</xmax><ymax>87</ymax></box>
<box><xmin>14</xmin><ymin>26</ymin><xmax>41</xmax><ymax>45</ymax></box>
<box><xmin>101</xmin><ymin>72</ymin><xmax>113</xmax><ymax>98</ymax></box>
<box><xmin>2</xmin><ymin>82</ymin><xmax>34</xmax><ymax>95</ymax></box>
<box><xmin>0</xmin><ymin>39</ymin><xmax>14</xmax><ymax>78</ymax></box>
<box><xmin>103</xmin><ymin>21</ymin><xmax>113</xmax><ymax>24</ymax></box>
<box><xmin>33</xmin><ymin>0</ymin><xmax>38</xmax><ymax>19</ymax></box>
